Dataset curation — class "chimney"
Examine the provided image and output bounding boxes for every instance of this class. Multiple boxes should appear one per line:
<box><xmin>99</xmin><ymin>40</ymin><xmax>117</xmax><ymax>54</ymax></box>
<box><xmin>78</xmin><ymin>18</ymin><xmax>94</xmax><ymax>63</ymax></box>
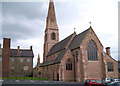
<box><xmin>17</xmin><ymin>46</ymin><xmax>20</xmax><ymax>55</ymax></box>
<box><xmin>3</xmin><ymin>38</ymin><xmax>11</xmax><ymax>49</ymax></box>
<box><xmin>2</xmin><ymin>38</ymin><xmax>11</xmax><ymax>77</ymax></box>
<box><xmin>106</xmin><ymin>47</ymin><xmax>111</xmax><ymax>56</ymax></box>
<box><xmin>30</xmin><ymin>46</ymin><xmax>32</xmax><ymax>51</ymax></box>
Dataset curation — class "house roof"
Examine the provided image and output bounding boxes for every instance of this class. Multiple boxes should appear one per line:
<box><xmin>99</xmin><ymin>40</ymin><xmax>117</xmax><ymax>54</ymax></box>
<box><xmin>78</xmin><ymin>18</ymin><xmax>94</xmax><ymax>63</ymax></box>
<box><xmin>46</xmin><ymin>33</ymin><xmax>74</xmax><ymax>57</ymax></box>
<box><xmin>10</xmin><ymin>49</ymin><xmax>34</xmax><ymax>57</ymax></box>
<box><xmin>69</xmin><ymin>28</ymin><xmax>89</xmax><ymax>50</ymax></box>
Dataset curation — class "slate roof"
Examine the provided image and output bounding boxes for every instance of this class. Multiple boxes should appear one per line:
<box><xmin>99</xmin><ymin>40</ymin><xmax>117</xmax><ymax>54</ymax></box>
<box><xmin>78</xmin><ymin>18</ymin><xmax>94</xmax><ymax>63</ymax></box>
<box><xmin>10</xmin><ymin>49</ymin><xmax>34</xmax><ymax>57</ymax></box>
<box><xmin>40</xmin><ymin>49</ymin><xmax>67</xmax><ymax>66</ymax></box>
<box><xmin>46</xmin><ymin>33</ymin><xmax>74</xmax><ymax>57</ymax></box>
<box><xmin>42</xmin><ymin>28</ymin><xmax>90</xmax><ymax>66</ymax></box>
<box><xmin>54</xmin><ymin>49</ymin><xmax>67</xmax><ymax>63</ymax></box>
<box><xmin>69</xmin><ymin>28</ymin><xmax>89</xmax><ymax>50</ymax></box>
<box><xmin>41</xmin><ymin>60</ymin><xmax>55</xmax><ymax>66</ymax></box>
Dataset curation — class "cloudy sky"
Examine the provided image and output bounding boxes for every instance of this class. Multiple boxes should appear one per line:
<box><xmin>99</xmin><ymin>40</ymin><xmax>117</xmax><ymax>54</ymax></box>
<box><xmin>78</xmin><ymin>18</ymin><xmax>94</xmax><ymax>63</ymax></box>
<box><xmin>1</xmin><ymin>0</ymin><xmax>119</xmax><ymax>67</ymax></box>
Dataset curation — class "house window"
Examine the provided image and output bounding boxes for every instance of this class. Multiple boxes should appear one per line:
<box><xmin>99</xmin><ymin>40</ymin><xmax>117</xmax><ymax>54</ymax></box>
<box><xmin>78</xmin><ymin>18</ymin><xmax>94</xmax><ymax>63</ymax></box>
<box><xmin>12</xmin><ymin>58</ymin><xmax>15</xmax><ymax>62</ymax></box>
<box><xmin>107</xmin><ymin>62</ymin><xmax>113</xmax><ymax>72</ymax></box>
<box><xmin>66</xmin><ymin>58</ymin><xmax>72</xmax><ymax>70</ymax></box>
<box><xmin>27</xmin><ymin>58</ymin><xmax>30</xmax><ymax>62</ymax></box>
<box><xmin>76</xmin><ymin>51</ymin><xmax>78</xmax><ymax>63</ymax></box>
<box><xmin>51</xmin><ymin>32</ymin><xmax>56</xmax><ymax>40</ymax></box>
<box><xmin>87</xmin><ymin>40</ymin><xmax>98</xmax><ymax>61</ymax></box>
<box><xmin>11</xmin><ymin>66</ymin><xmax>14</xmax><ymax>70</ymax></box>
<box><xmin>21</xmin><ymin>58</ymin><xmax>23</xmax><ymax>62</ymax></box>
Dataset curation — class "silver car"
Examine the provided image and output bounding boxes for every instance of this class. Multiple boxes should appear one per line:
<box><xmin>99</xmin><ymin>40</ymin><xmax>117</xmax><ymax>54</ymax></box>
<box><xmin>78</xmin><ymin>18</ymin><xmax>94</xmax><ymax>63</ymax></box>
<box><xmin>113</xmin><ymin>78</ymin><xmax>120</xmax><ymax>82</ymax></box>
<box><xmin>101</xmin><ymin>78</ymin><xmax>114</xmax><ymax>84</ymax></box>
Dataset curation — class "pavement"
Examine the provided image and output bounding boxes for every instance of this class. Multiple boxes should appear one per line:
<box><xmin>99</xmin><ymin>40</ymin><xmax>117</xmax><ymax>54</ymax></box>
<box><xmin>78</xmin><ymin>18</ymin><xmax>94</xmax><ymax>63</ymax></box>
<box><xmin>0</xmin><ymin>80</ymin><xmax>84</xmax><ymax>86</ymax></box>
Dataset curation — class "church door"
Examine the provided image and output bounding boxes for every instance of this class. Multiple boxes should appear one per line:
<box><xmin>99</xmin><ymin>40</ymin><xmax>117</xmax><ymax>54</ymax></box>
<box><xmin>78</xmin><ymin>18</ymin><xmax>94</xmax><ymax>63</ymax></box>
<box><xmin>53</xmin><ymin>72</ymin><xmax>54</xmax><ymax>80</ymax></box>
<box><xmin>57</xmin><ymin>73</ymin><xmax>59</xmax><ymax>81</ymax></box>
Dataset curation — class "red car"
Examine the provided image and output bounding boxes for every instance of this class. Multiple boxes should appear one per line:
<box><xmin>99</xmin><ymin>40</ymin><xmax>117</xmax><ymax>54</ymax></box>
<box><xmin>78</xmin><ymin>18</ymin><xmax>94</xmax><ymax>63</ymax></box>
<box><xmin>84</xmin><ymin>79</ymin><xmax>105</xmax><ymax>86</ymax></box>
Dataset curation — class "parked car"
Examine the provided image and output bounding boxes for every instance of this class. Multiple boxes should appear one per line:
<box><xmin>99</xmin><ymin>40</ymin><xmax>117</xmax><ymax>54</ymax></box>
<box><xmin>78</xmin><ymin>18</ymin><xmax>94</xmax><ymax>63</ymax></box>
<box><xmin>101</xmin><ymin>78</ymin><xmax>114</xmax><ymax>84</ymax></box>
<box><xmin>107</xmin><ymin>82</ymin><xmax>120</xmax><ymax>86</ymax></box>
<box><xmin>113</xmin><ymin>78</ymin><xmax>120</xmax><ymax>82</ymax></box>
<box><xmin>84</xmin><ymin>79</ymin><xmax>105</xmax><ymax>86</ymax></box>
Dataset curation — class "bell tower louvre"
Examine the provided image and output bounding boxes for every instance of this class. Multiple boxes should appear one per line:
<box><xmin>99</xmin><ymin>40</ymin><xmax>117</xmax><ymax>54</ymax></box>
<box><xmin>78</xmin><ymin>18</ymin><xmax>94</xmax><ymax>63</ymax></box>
<box><xmin>43</xmin><ymin>0</ymin><xmax>59</xmax><ymax>63</ymax></box>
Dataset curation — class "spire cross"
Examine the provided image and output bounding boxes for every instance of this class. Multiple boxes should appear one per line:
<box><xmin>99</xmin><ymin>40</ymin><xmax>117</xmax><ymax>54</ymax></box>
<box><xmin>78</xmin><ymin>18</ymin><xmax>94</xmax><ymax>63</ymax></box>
<box><xmin>74</xmin><ymin>28</ymin><xmax>76</xmax><ymax>32</ymax></box>
<box><xmin>89</xmin><ymin>21</ymin><xmax>91</xmax><ymax>26</ymax></box>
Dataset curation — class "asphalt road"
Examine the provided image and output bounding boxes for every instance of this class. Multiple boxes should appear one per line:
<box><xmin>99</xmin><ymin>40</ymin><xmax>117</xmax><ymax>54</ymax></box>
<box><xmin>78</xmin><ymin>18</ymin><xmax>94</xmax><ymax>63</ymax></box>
<box><xmin>1</xmin><ymin>80</ymin><xmax>84</xmax><ymax>86</ymax></box>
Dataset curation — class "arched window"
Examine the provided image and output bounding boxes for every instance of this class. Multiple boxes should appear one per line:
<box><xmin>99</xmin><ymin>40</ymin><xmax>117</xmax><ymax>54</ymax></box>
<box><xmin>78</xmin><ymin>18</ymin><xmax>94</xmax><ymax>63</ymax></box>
<box><xmin>87</xmin><ymin>40</ymin><xmax>98</xmax><ymax>61</ymax></box>
<box><xmin>76</xmin><ymin>51</ymin><xmax>78</xmax><ymax>63</ymax></box>
<box><xmin>66</xmin><ymin>58</ymin><xmax>72</xmax><ymax>70</ymax></box>
<box><xmin>51</xmin><ymin>32</ymin><xmax>56</xmax><ymax>40</ymax></box>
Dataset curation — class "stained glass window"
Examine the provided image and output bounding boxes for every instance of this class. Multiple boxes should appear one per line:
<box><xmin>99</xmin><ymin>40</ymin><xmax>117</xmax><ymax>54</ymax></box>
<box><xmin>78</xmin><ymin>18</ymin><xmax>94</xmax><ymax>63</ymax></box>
<box><xmin>66</xmin><ymin>58</ymin><xmax>72</xmax><ymax>70</ymax></box>
<box><xmin>87</xmin><ymin>40</ymin><xmax>98</xmax><ymax>61</ymax></box>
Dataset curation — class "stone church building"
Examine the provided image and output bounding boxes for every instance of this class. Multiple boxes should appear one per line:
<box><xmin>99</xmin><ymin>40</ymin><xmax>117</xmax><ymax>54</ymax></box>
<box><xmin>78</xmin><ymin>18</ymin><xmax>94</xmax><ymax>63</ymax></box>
<box><xmin>36</xmin><ymin>0</ymin><xmax>118</xmax><ymax>82</ymax></box>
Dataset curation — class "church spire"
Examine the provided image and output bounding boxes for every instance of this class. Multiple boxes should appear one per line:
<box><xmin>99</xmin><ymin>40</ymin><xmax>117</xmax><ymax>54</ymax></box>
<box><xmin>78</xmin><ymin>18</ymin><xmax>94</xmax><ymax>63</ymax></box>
<box><xmin>43</xmin><ymin>0</ymin><xmax>59</xmax><ymax>63</ymax></box>
<box><xmin>37</xmin><ymin>54</ymin><xmax>40</xmax><ymax>66</ymax></box>
<box><xmin>46</xmin><ymin>0</ymin><xmax>58</xmax><ymax>29</ymax></box>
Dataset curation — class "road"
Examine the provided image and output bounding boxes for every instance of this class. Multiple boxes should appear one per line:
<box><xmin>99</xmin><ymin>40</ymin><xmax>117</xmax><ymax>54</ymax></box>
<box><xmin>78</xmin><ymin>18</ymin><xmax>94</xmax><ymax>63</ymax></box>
<box><xmin>1</xmin><ymin>80</ymin><xmax>84</xmax><ymax>86</ymax></box>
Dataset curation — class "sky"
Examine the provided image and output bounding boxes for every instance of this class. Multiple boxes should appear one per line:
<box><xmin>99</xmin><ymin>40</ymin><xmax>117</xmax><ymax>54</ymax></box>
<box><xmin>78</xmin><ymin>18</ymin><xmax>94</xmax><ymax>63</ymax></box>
<box><xmin>1</xmin><ymin>0</ymin><xmax>119</xmax><ymax>67</ymax></box>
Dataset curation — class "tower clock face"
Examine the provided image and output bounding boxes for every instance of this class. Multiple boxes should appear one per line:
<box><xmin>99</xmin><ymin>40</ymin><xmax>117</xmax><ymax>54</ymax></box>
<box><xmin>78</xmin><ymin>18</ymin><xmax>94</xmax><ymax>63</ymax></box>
<box><xmin>24</xmin><ymin>66</ymin><xmax>28</xmax><ymax>71</ymax></box>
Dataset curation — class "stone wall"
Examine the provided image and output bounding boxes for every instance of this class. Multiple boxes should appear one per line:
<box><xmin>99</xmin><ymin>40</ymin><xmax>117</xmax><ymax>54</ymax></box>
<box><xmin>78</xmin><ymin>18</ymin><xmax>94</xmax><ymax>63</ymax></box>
<box><xmin>80</xmin><ymin>28</ymin><xmax>105</xmax><ymax>81</ymax></box>
<box><xmin>9</xmin><ymin>57</ymin><xmax>33</xmax><ymax>77</ymax></box>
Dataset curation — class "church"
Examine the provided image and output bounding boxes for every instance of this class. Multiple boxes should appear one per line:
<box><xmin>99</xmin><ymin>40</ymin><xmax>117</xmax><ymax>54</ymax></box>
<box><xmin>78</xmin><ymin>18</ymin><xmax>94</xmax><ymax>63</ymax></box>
<box><xmin>34</xmin><ymin>0</ymin><xmax>118</xmax><ymax>82</ymax></box>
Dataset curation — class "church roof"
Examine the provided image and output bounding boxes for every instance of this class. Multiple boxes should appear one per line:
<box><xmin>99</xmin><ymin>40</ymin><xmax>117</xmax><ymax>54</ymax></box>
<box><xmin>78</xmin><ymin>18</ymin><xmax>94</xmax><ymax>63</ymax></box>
<box><xmin>54</xmin><ymin>49</ymin><xmax>67</xmax><ymax>63</ymax></box>
<box><xmin>10</xmin><ymin>49</ymin><xmax>34</xmax><ymax>57</ymax></box>
<box><xmin>43</xmin><ymin>28</ymin><xmax>90</xmax><ymax>66</ymax></box>
<box><xmin>69</xmin><ymin>28</ymin><xmax>89</xmax><ymax>50</ymax></box>
<box><xmin>46</xmin><ymin>33</ymin><xmax>74</xmax><ymax>57</ymax></box>
<box><xmin>40</xmin><ymin>49</ymin><xmax>67</xmax><ymax>66</ymax></box>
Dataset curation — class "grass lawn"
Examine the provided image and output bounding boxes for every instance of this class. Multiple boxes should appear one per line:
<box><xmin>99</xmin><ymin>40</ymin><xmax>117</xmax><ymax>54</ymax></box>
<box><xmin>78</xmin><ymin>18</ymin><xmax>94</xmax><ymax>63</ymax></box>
<box><xmin>1</xmin><ymin>77</ymin><xmax>48</xmax><ymax>80</ymax></box>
